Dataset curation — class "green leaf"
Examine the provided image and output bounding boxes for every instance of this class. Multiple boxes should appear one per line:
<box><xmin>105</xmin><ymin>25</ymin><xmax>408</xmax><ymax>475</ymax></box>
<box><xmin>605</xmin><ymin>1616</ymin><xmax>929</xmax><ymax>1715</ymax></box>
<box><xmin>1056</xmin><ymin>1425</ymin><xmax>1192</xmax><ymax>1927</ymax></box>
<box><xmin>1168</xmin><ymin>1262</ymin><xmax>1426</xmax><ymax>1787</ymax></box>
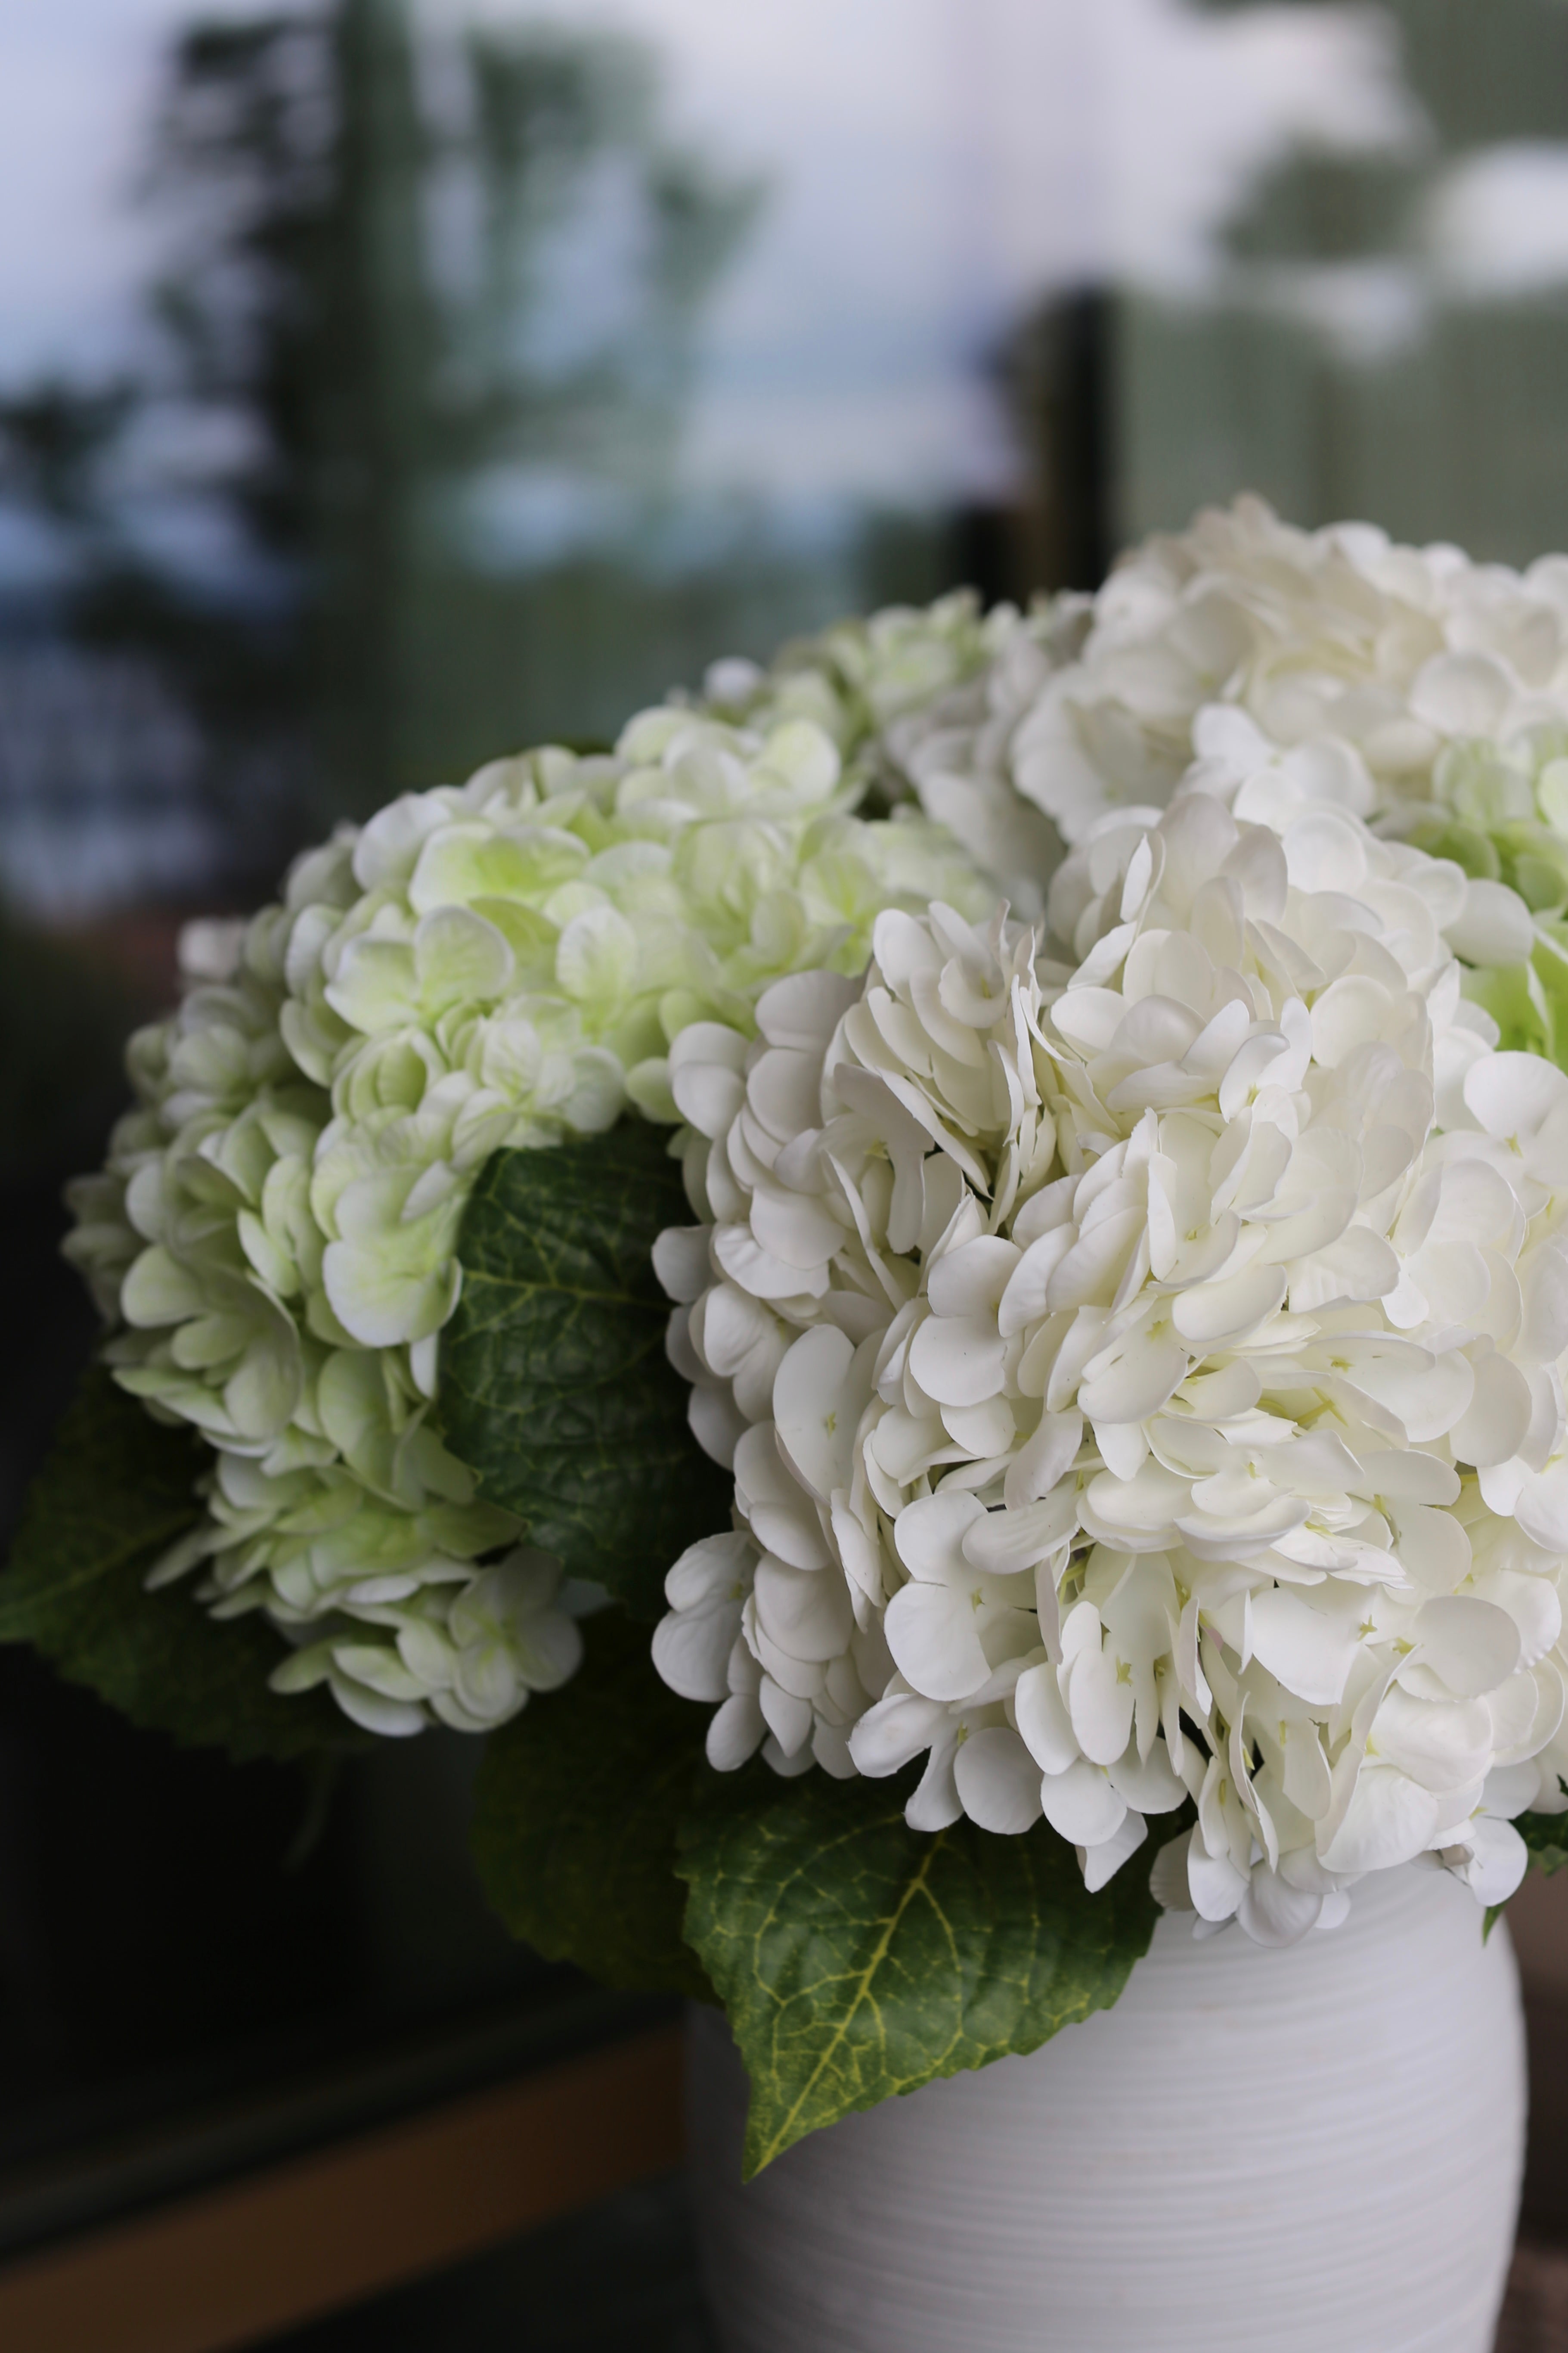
<box><xmin>677</xmin><ymin>1764</ymin><xmax>1160</xmax><ymax>2176</ymax></box>
<box><xmin>1481</xmin><ymin>1805</ymin><xmax>1568</xmax><ymax>1939</ymax></box>
<box><xmin>471</xmin><ymin>1608</ymin><xmax>713</xmax><ymax>2000</ymax></box>
<box><xmin>441</xmin><ymin>1124</ymin><xmax>731</xmax><ymax>1617</ymax></box>
<box><xmin>1515</xmin><ymin>1807</ymin><xmax>1568</xmax><ymax>1877</ymax></box>
<box><xmin>0</xmin><ymin>1366</ymin><xmax>355</xmax><ymax>1761</ymax></box>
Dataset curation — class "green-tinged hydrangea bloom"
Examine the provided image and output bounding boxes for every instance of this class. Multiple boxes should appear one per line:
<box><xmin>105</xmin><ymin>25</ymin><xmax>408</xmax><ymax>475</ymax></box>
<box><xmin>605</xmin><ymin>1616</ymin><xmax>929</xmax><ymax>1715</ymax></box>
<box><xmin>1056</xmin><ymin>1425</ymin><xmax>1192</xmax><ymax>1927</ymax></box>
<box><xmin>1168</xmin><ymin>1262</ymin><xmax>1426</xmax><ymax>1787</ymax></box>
<box><xmin>1376</xmin><ymin>728</ymin><xmax>1568</xmax><ymax>1070</ymax></box>
<box><xmin>700</xmin><ymin>588</ymin><xmax>1016</xmax><ymax>749</ymax></box>
<box><xmin>66</xmin><ymin>684</ymin><xmax>992</xmax><ymax>1739</ymax></box>
<box><xmin>700</xmin><ymin>589</ymin><xmax>1084</xmax><ymax>915</ymax></box>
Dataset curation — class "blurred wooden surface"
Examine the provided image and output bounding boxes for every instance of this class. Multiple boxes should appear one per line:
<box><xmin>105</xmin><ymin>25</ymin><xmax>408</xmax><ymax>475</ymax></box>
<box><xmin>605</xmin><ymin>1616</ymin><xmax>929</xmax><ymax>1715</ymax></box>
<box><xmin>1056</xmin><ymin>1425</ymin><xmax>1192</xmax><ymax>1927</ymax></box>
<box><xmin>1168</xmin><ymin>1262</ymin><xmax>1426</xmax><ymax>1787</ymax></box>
<box><xmin>0</xmin><ymin>2022</ymin><xmax>682</xmax><ymax>2353</ymax></box>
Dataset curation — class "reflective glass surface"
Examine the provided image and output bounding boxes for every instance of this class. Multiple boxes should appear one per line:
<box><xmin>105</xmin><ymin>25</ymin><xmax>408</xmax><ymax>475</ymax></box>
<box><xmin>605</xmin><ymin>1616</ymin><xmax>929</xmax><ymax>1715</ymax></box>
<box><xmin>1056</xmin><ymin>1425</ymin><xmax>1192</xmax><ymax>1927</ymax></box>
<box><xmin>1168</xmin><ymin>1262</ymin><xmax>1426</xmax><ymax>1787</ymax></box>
<box><xmin>5</xmin><ymin>2</ymin><xmax>1568</xmax><ymax>919</ymax></box>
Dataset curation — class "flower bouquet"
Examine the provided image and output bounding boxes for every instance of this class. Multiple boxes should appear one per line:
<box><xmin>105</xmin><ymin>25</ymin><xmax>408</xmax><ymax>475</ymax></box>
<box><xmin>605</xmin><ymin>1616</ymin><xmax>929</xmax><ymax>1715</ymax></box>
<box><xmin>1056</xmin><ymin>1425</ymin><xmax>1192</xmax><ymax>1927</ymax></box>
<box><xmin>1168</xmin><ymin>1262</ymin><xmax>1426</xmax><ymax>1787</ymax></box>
<box><xmin>13</xmin><ymin>500</ymin><xmax>1568</xmax><ymax>2348</ymax></box>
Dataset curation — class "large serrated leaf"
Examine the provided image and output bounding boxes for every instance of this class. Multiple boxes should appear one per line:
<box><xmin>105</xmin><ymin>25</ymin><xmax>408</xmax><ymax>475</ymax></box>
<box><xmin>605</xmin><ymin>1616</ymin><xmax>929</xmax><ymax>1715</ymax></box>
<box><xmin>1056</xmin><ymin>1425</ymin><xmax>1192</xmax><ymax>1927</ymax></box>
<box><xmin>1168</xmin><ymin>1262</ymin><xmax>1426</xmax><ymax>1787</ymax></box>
<box><xmin>0</xmin><ymin>1367</ymin><xmax>354</xmax><ymax>1761</ymax></box>
<box><xmin>471</xmin><ymin>1608</ymin><xmax>713</xmax><ymax>2000</ymax></box>
<box><xmin>441</xmin><ymin>1125</ymin><xmax>731</xmax><ymax>1617</ymax></box>
<box><xmin>677</xmin><ymin>1763</ymin><xmax>1159</xmax><ymax>2176</ymax></box>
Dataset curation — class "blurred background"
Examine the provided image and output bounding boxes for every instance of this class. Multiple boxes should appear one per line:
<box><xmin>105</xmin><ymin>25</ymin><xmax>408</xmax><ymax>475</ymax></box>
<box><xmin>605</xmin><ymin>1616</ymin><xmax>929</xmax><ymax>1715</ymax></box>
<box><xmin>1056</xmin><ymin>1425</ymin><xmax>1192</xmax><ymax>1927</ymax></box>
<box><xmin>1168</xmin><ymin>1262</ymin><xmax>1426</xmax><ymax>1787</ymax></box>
<box><xmin>3</xmin><ymin>3</ymin><xmax>1568</xmax><ymax>2346</ymax></box>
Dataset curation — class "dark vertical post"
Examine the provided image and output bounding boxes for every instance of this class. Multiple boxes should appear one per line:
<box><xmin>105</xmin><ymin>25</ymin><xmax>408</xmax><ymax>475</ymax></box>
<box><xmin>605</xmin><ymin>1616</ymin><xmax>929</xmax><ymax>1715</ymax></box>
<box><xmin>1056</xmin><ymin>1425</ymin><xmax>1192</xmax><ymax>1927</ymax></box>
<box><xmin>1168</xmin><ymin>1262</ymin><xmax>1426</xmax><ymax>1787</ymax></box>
<box><xmin>1006</xmin><ymin>285</ymin><xmax>1116</xmax><ymax>597</ymax></box>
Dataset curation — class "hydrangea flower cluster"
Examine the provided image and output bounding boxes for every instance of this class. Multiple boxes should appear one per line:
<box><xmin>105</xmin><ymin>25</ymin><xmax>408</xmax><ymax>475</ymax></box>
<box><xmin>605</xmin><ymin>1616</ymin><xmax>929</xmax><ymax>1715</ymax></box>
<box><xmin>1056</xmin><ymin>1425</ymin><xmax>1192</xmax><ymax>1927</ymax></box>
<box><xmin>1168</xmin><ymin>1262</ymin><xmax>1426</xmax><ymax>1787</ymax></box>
<box><xmin>66</xmin><ymin>698</ymin><xmax>989</xmax><ymax>1736</ymax></box>
<box><xmin>896</xmin><ymin>494</ymin><xmax>1568</xmax><ymax>898</ymax></box>
<box><xmin>651</xmin><ymin>786</ymin><xmax>1568</xmax><ymax>1941</ymax></box>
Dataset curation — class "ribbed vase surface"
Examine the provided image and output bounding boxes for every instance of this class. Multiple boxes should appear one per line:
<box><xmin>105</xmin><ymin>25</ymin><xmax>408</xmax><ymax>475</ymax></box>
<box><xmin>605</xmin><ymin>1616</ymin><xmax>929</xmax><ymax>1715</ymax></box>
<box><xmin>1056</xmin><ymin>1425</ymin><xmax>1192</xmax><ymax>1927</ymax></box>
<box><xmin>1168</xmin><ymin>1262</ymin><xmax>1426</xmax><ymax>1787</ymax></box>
<box><xmin>686</xmin><ymin>1863</ymin><xmax>1525</xmax><ymax>2353</ymax></box>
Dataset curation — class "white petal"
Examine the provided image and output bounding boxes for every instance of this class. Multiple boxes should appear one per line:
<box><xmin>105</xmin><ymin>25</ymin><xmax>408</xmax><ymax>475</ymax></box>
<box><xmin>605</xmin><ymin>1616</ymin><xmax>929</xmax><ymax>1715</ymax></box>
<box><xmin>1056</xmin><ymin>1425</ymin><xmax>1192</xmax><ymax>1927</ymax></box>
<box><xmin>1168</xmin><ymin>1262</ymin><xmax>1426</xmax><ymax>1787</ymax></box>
<box><xmin>893</xmin><ymin>1487</ymin><xmax>983</xmax><ymax>1579</ymax></box>
<box><xmin>672</xmin><ymin>1062</ymin><xmax>745</xmax><ymax>1139</ymax></box>
<box><xmin>962</xmin><ymin>1492</ymin><xmax>1076</xmax><ymax>1576</ymax></box>
<box><xmin>1187</xmin><ymin>1833</ymin><xmax>1248</xmax><ymax>1923</ymax></box>
<box><xmin>1107</xmin><ymin>1738</ymin><xmax>1187</xmax><ymax>1813</ymax></box>
<box><xmin>1014</xmin><ymin>1661</ymin><xmax>1079</xmax><ymax>1774</ymax></box>
<box><xmin>651</xmin><ymin>1225</ymin><xmax>711</xmax><ymax>1304</ymax></box>
<box><xmin>750</xmin><ymin>1183</ymin><xmax>843</xmax><ymax>1272</ymax></box>
<box><xmin>1464</xmin><ymin>1050</ymin><xmax>1568</xmax><ymax>1142</ymax></box>
<box><xmin>905</xmin><ymin>1736</ymin><xmax>963</xmax><ymax>1830</ymax></box>
<box><xmin>688</xmin><ymin>1381</ymin><xmax>747</xmax><ymax>1467</ymax></box>
<box><xmin>908</xmin><ymin>1313</ymin><xmax>1008</xmax><ymax>1406</ymax></box>
<box><xmin>1414</xmin><ymin>1594</ymin><xmax>1522</xmax><ymax>1698</ymax></box>
<box><xmin>885</xmin><ymin>1581</ymin><xmax>991</xmax><ymax>1701</ymax></box>
<box><xmin>773</xmin><ymin>1324</ymin><xmax>860</xmax><ymax>1498</ymax></box>
<box><xmin>1081</xmin><ymin>1809</ymin><xmax>1148</xmax><ymax>1890</ymax></box>
<box><xmin>850</xmin><ymin>1687</ymin><xmax>945</xmax><ymax>1776</ymax></box>
<box><xmin>756</xmin><ymin>969</ymin><xmax>860</xmax><ymax>1051</ymax></box>
<box><xmin>1449</xmin><ymin>1817</ymin><xmax>1528</xmax><ymax>1908</ymax></box>
<box><xmin>665</xmin><ymin>1530</ymin><xmax>752</xmax><ymax>1611</ymax></box>
<box><xmin>759</xmin><ymin>1677</ymin><xmax>814</xmax><ymax>1757</ymax></box>
<box><xmin>954</xmin><ymin>1726</ymin><xmax>1045</xmax><ymax>1833</ymax></box>
<box><xmin>747</xmin><ymin>1047</ymin><xmax>826</xmax><ymax>1142</ymax></box>
<box><xmin>1237</xmin><ymin>1867</ymin><xmax>1323</xmax><ymax>1946</ymax></box>
<box><xmin>1450</xmin><ymin>1353</ymin><xmax>1533</xmax><ymax>1468</ymax></box>
<box><xmin>1149</xmin><ymin>1829</ymin><xmax>1196</xmax><ymax>1912</ymax></box>
<box><xmin>1320</xmin><ymin>1760</ymin><xmax>1441</xmax><ymax>1873</ymax></box>
<box><xmin>1372</xmin><ymin>1684</ymin><xmax>1493</xmax><ymax>1794</ymax></box>
<box><xmin>1446</xmin><ymin>879</ymin><xmax>1534</xmax><ymax>968</ymax></box>
<box><xmin>1040</xmin><ymin>1757</ymin><xmax>1126</xmax><ymax>1846</ymax></box>
<box><xmin>707</xmin><ymin>1692</ymin><xmax>765</xmax><ymax>1771</ymax></box>
<box><xmin>1172</xmin><ymin>1263</ymin><xmax>1286</xmax><ymax>1348</ymax></box>
<box><xmin>652</xmin><ymin>1597</ymin><xmax>740</xmax><ymax>1702</ymax></box>
<box><xmin>1409</xmin><ymin>648</ymin><xmax>1513</xmax><ymax>737</ymax></box>
<box><xmin>928</xmin><ymin>1236</ymin><xmax>1023</xmax><ymax>1318</ymax></box>
<box><xmin>1249</xmin><ymin>1588</ymin><xmax>1360</xmax><ymax>1708</ymax></box>
<box><xmin>753</xmin><ymin>1554</ymin><xmax>854</xmax><ymax>1664</ymax></box>
<box><xmin>1003</xmin><ymin>1410</ymin><xmax>1083</xmax><ymax>1508</ymax></box>
<box><xmin>1063</xmin><ymin>1633</ymin><xmax>1136</xmax><ymax>1766</ymax></box>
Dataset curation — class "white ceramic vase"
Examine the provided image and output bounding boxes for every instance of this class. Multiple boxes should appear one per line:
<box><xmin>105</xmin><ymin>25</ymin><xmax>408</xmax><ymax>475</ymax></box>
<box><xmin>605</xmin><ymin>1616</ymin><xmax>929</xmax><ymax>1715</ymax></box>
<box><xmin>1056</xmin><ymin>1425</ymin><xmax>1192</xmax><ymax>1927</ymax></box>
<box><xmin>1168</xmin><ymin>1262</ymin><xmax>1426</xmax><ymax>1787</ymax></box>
<box><xmin>685</xmin><ymin>1863</ymin><xmax>1526</xmax><ymax>2353</ymax></box>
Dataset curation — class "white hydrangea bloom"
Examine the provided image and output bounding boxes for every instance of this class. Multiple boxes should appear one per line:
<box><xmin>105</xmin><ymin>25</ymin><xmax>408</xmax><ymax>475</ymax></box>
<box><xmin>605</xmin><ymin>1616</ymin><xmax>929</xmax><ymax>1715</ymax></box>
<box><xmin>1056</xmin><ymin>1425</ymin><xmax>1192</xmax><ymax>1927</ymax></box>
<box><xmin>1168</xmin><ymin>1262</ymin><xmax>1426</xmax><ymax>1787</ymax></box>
<box><xmin>653</xmin><ymin>791</ymin><xmax>1568</xmax><ymax>1941</ymax></box>
<box><xmin>66</xmin><ymin>700</ymin><xmax>989</xmax><ymax>1738</ymax></box>
<box><xmin>1046</xmin><ymin>729</ymin><xmax>1547</xmax><ymax>984</ymax></box>
<box><xmin>899</xmin><ymin>494</ymin><xmax>1568</xmax><ymax>875</ymax></box>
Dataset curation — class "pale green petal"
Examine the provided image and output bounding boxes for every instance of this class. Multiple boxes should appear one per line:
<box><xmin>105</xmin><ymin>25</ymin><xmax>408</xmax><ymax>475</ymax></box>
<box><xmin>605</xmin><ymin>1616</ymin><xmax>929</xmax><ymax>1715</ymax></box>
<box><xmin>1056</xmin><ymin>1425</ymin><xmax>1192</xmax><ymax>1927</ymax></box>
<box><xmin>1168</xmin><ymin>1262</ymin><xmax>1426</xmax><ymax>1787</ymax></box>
<box><xmin>325</xmin><ymin>937</ymin><xmax>421</xmax><ymax>1034</ymax></box>
<box><xmin>754</xmin><ymin>720</ymin><xmax>840</xmax><ymax>804</ymax></box>
<box><xmin>327</xmin><ymin>1670</ymin><xmax>427</xmax><ymax>1738</ymax></box>
<box><xmin>397</xmin><ymin>1616</ymin><xmax>458</xmax><ymax>1690</ymax></box>
<box><xmin>451</xmin><ymin>1642</ymin><xmax>522</xmax><ymax>1721</ymax></box>
<box><xmin>555</xmin><ymin>903</ymin><xmax>638</xmax><ymax>1020</ymax></box>
<box><xmin>170</xmin><ymin>1310</ymin><xmax>255</xmax><ymax>1370</ymax></box>
<box><xmin>560</xmin><ymin>1049</ymin><xmax>627</xmax><ymax>1133</ymax></box>
<box><xmin>625</xmin><ymin>1056</ymin><xmax>678</xmax><ymax>1122</ymax></box>
<box><xmin>409</xmin><ymin>822</ymin><xmax>586</xmax><ymax>915</ymax></box>
<box><xmin>121</xmin><ymin>1245</ymin><xmax>207</xmax><ymax>1327</ymax></box>
<box><xmin>317</xmin><ymin>1348</ymin><xmax>397</xmax><ymax>1487</ymax></box>
<box><xmin>237</xmin><ymin>1208</ymin><xmax>297</xmax><ymax>1295</ymax></box>
<box><xmin>269</xmin><ymin>1642</ymin><xmax>337</xmax><ymax>1694</ymax></box>
<box><xmin>223</xmin><ymin>1327</ymin><xmax>303</xmax><ymax>1440</ymax></box>
<box><xmin>322</xmin><ymin>1248</ymin><xmax>457</xmax><ymax>1349</ymax></box>
<box><xmin>414</xmin><ymin>905</ymin><xmax>515</xmax><ymax>1012</ymax></box>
